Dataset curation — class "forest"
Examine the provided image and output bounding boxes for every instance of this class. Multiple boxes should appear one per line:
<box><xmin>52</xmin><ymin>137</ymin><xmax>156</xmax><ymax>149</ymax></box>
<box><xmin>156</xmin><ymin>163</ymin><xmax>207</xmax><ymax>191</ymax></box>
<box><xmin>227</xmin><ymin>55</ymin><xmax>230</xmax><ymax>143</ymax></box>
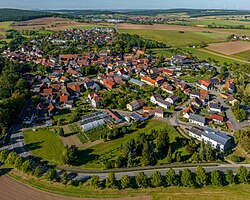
<box><xmin>0</xmin><ymin>57</ymin><xmax>31</xmax><ymax>140</ymax></box>
<box><xmin>0</xmin><ymin>9</ymin><xmax>53</xmax><ymax>22</ymax></box>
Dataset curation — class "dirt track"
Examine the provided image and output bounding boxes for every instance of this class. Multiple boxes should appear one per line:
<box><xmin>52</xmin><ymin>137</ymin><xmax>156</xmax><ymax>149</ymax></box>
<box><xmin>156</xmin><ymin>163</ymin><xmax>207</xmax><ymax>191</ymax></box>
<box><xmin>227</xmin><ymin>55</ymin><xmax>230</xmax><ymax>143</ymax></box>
<box><xmin>0</xmin><ymin>175</ymin><xmax>151</xmax><ymax>200</ymax></box>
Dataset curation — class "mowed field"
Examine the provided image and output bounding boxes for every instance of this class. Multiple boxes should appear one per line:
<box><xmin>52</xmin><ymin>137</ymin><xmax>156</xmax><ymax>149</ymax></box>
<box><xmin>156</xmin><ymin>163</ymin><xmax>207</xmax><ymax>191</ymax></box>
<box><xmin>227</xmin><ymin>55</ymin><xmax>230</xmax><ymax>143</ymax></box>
<box><xmin>23</xmin><ymin>128</ymin><xmax>65</xmax><ymax>165</ymax></box>
<box><xmin>119</xmin><ymin>29</ymin><xmax>229</xmax><ymax>47</ymax></box>
<box><xmin>12</xmin><ymin>17</ymin><xmax>109</xmax><ymax>31</ymax></box>
<box><xmin>206</xmin><ymin>41</ymin><xmax>250</xmax><ymax>55</ymax></box>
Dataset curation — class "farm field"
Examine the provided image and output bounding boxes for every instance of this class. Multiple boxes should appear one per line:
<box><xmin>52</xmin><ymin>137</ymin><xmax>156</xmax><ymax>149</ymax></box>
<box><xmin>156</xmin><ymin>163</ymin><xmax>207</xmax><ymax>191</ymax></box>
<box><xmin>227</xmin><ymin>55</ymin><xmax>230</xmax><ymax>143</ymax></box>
<box><xmin>206</xmin><ymin>41</ymin><xmax>250</xmax><ymax>55</ymax></box>
<box><xmin>183</xmin><ymin>47</ymin><xmax>246</xmax><ymax>64</ymax></box>
<box><xmin>12</xmin><ymin>17</ymin><xmax>109</xmax><ymax>31</ymax></box>
<box><xmin>232</xmin><ymin>49</ymin><xmax>250</xmax><ymax>61</ymax></box>
<box><xmin>4</xmin><ymin>172</ymin><xmax>250</xmax><ymax>200</ymax></box>
<box><xmin>172</xmin><ymin>18</ymin><xmax>250</xmax><ymax>29</ymax></box>
<box><xmin>23</xmin><ymin>128</ymin><xmax>65</xmax><ymax>165</ymax></box>
<box><xmin>119</xmin><ymin>29</ymin><xmax>228</xmax><ymax>47</ymax></box>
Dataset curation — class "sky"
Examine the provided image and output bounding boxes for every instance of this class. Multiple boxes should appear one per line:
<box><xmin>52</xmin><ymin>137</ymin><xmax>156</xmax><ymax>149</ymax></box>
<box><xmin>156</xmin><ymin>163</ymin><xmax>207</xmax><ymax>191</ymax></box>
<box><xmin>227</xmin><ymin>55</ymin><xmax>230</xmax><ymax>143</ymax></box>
<box><xmin>0</xmin><ymin>0</ymin><xmax>249</xmax><ymax>10</ymax></box>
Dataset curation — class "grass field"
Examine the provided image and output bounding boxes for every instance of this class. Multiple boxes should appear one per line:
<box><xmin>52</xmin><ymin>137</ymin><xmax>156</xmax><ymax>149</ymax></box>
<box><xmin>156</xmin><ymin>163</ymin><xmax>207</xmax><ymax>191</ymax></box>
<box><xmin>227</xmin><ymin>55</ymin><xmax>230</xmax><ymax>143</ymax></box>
<box><xmin>119</xmin><ymin>29</ymin><xmax>228</xmax><ymax>47</ymax></box>
<box><xmin>232</xmin><ymin>49</ymin><xmax>250</xmax><ymax>61</ymax></box>
<box><xmin>8</xmin><ymin>171</ymin><xmax>250</xmax><ymax>200</ymax></box>
<box><xmin>23</xmin><ymin>128</ymin><xmax>65</xmax><ymax>165</ymax></box>
<box><xmin>181</xmin><ymin>74</ymin><xmax>212</xmax><ymax>83</ymax></box>
<box><xmin>23</xmin><ymin>120</ymin><xmax>174</xmax><ymax>168</ymax></box>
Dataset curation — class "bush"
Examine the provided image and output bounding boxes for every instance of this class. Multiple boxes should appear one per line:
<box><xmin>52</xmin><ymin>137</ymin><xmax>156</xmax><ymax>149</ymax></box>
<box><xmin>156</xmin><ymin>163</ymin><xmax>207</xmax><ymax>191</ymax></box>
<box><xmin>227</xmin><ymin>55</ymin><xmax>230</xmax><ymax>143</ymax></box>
<box><xmin>0</xmin><ymin>150</ymin><xmax>9</xmax><ymax>163</ymax></box>
<box><xmin>44</xmin><ymin>168</ymin><xmax>57</xmax><ymax>182</ymax></box>
<box><xmin>229</xmin><ymin>155</ymin><xmax>244</xmax><ymax>163</ymax></box>
<box><xmin>33</xmin><ymin>166</ymin><xmax>44</xmax><ymax>178</ymax></box>
<box><xmin>21</xmin><ymin>160</ymin><xmax>33</xmax><ymax>174</ymax></box>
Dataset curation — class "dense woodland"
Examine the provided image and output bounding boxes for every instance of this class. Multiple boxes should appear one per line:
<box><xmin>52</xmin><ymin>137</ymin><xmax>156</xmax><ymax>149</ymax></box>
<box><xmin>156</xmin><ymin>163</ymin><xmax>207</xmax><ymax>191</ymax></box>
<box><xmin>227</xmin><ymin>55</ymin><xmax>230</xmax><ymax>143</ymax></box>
<box><xmin>0</xmin><ymin>9</ymin><xmax>54</xmax><ymax>22</ymax></box>
<box><xmin>0</xmin><ymin>57</ymin><xmax>31</xmax><ymax>140</ymax></box>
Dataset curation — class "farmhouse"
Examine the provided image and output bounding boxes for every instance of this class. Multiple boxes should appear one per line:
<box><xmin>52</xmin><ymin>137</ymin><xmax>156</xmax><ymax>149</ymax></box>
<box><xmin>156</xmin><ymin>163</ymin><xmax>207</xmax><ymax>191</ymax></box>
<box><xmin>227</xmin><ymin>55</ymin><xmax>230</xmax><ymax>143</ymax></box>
<box><xmin>106</xmin><ymin>109</ymin><xmax>123</xmax><ymax>123</ymax></box>
<box><xmin>199</xmin><ymin>79</ymin><xmax>213</xmax><ymax>91</ymax></box>
<box><xmin>208</xmin><ymin>102</ymin><xmax>222</xmax><ymax>113</ymax></box>
<box><xmin>151</xmin><ymin>94</ymin><xmax>171</xmax><ymax>110</ymax></box>
<box><xmin>211</xmin><ymin>114</ymin><xmax>224</xmax><ymax>124</ymax></box>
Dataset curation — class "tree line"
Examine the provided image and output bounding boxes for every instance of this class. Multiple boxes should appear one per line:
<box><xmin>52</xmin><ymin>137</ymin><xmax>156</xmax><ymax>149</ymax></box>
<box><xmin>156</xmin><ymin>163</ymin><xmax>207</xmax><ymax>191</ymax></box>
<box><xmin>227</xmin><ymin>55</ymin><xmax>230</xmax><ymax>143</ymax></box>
<box><xmin>0</xmin><ymin>150</ymin><xmax>249</xmax><ymax>190</ymax></box>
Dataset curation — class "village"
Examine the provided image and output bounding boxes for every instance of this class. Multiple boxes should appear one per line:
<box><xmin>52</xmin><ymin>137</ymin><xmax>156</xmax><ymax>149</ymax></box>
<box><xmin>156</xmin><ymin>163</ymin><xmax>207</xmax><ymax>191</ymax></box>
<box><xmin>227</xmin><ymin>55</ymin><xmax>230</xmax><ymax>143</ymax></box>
<box><xmin>1</xmin><ymin>27</ymin><xmax>249</xmax><ymax>156</ymax></box>
<box><xmin>2</xmin><ymin>28</ymin><xmax>250</xmax><ymax>151</ymax></box>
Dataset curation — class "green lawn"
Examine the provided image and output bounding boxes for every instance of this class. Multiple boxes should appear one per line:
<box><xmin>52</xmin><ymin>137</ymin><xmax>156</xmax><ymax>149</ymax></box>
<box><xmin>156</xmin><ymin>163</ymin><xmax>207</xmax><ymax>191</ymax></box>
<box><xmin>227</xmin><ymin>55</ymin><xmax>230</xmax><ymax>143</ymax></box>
<box><xmin>119</xmin><ymin>29</ymin><xmax>228</xmax><ymax>47</ymax></box>
<box><xmin>8</xmin><ymin>172</ymin><xmax>250</xmax><ymax>200</ymax></box>
<box><xmin>152</xmin><ymin>49</ymin><xmax>176</xmax><ymax>58</ymax></box>
<box><xmin>23</xmin><ymin>128</ymin><xmax>65</xmax><ymax>165</ymax></box>
<box><xmin>181</xmin><ymin>74</ymin><xmax>212</xmax><ymax>83</ymax></box>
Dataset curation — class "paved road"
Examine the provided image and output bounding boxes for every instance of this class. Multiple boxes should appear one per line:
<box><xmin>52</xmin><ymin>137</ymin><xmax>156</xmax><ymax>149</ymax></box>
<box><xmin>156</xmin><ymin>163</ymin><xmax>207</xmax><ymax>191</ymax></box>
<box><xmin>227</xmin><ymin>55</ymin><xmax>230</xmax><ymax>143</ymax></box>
<box><xmin>73</xmin><ymin>164</ymin><xmax>250</xmax><ymax>181</ymax></box>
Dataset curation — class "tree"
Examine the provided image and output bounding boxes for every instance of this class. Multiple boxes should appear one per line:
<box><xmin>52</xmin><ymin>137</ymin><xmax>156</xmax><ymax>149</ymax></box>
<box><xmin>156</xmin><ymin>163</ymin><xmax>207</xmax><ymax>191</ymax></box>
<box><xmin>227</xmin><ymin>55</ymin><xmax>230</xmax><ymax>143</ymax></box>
<box><xmin>105</xmin><ymin>172</ymin><xmax>116</xmax><ymax>189</ymax></box>
<box><xmin>199</xmin><ymin>140</ymin><xmax>206</xmax><ymax>161</ymax></box>
<box><xmin>210</xmin><ymin>170</ymin><xmax>223</xmax><ymax>186</ymax></box>
<box><xmin>155</xmin><ymin>129</ymin><xmax>169</xmax><ymax>156</ymax></box>
<box><xmin>0</xmin><ymin>150</ymin><xmax>9</xmax><ymax>163</ymax></box>
<box><xmin>166</xmin><ymin>169</ymin><xmax>178</xmax><ymax>186</ymax></box>
<box><xmin>181</xmin><ymin>169</ymin><xmax>194</xmax><ymax>187</ymax></box>
<box><xmin>141</xmin><ymin>141</ymin><xmax>155</xmax><ymax>166</ymax></box>
<box><xmin>44</xmin><ymin>168</ymin><xmax>57</xmax><ymax>182</ymax></box>
<box><xmin>21</xmin><ymin>160</ymin><xmax>33</xmax><ymax>174</ymax></box>
<box><xmin>226</xmin><ymin>169</ymin><xmax>235</xmax><ymax>185</ymax></box>
<box><xmin>34</xmin><ymin>166</ymin><xmax>44</xmax><ymax>178</ymax></box>
<box><xmin>62</xmin><ymin>146</ymin><xmax>78</xmax><ymax>165</ymax></box>
<box><xmin>61</xmin><ymin>171</ymin><xmax>69</xmax><ymax>185</ymax></box>
<box><xmin>5</xmin><ymin>152</ymin><xmax>18</xmax><ymax>167</ymax></box>
<box><xmin>121</xmin><ymin>174</ymin><xmax>132</xmax><ymax>189</ymax></box>
<box><xmin>195</xmin><ymin>166</ymin><xmax>208</xmax><ymax>187</ymax></box>
<box><xmin>205</xmin><ymin>143</ymin><xmax>214</xmax><ymax>161</ymax></box>
<box><xmin>14</xmin><ymin>156</ymin><xmax>24</xmax><ymax>170</ymax></box>
<box><xmin>90</xmin><ymin>175</ymin><xmax>100</xmax><ymax>188</ymax></box>
<box><xmin>237</xmin><ymin>166</ymin><xmax>249</xmax><ymax>184</ymax></box>
<box><xmin>136</xmin><ymin>172</ymin><xmax>148</xmax><ymax>188</ymax></box>
<box><xmin>176</xmin><ymin>152</ymin><xmax>181</xmax><ymax>163</ymax></box>
<box><xmin>151</xmin><ymin>171</ymin><xmax>163</xmax><ymax>187</ymax></box>
<box><xmin>59</xmin><ymin>127</ymin><xmax>64</xmax><ymax>137</ymax></box>
<box><xmin>166</xmin><ymin>146</ymin><xmax>172</xmax><ymax>164</ymax></box>
<box><xmin>191</xmin><ymin>152</ymin><xmax>199</xmax><ymax>163</ymax></box>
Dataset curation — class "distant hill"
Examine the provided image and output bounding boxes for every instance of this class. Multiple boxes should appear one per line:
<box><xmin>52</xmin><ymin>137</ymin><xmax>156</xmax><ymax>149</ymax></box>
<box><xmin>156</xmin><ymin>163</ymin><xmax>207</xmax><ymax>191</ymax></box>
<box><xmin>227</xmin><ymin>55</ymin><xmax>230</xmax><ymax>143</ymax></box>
<box><xmin>53</xmin><ymin>9</ymin><xmax>250</xmax><ymax>17</ymax></box>
<box><xmin>0</xmin><ymin>8</ymin><xmax>54</xmax><ymax>22</ymax></box>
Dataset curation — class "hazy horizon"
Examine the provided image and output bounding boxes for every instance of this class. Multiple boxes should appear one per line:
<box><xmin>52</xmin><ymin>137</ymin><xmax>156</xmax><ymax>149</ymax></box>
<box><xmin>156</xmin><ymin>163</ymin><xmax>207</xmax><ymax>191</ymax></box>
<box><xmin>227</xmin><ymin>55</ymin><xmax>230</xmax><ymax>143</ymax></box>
<box><xmin>0</xmin><ymin>0</ymin><xmax>249</xmax><ymax>10</ymax></box>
